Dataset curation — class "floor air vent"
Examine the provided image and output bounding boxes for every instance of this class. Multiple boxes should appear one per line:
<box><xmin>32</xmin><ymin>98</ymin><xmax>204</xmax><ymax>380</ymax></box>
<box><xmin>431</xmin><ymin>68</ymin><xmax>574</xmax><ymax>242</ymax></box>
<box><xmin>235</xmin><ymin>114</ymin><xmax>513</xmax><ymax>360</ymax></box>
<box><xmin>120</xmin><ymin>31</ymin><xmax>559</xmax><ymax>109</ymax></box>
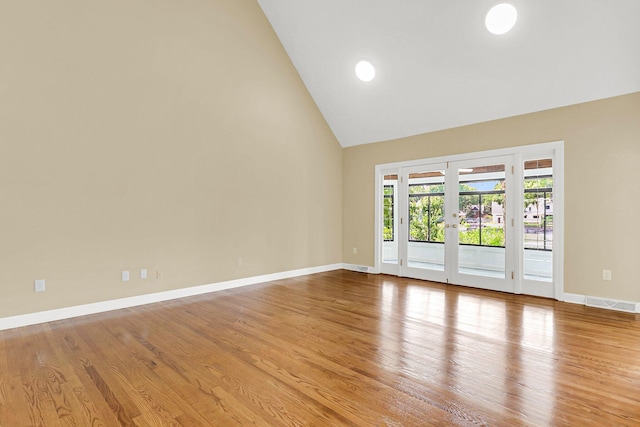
<box><xmin>585</xmin><ymin>297</ymin><xmax>637</xmax><ymax>313</ymax></box>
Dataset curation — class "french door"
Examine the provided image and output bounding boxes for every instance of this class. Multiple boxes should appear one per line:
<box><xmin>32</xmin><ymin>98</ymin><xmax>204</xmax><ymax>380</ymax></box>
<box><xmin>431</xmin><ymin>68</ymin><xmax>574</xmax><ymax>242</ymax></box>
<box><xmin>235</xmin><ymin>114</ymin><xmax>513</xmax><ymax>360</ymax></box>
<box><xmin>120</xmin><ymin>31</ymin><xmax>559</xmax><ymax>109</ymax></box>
<box><xmin>398</xmin><ymin>162</ymin><xmax>449</xmax><ymax>283</ymax></box>
<box><xmin>448</xmin><ymin>156</ymin><xmax>515</xmax><ymax>292</ymax></box>
<box><xmin>380</xmin><ymin>155</ymin><xmax>516</xmax><ymax>293</ymax></box>
<box><xmin>377</xmin><ymin>143</ymin><xmax>562</xmax><ymax>298</ymax></box>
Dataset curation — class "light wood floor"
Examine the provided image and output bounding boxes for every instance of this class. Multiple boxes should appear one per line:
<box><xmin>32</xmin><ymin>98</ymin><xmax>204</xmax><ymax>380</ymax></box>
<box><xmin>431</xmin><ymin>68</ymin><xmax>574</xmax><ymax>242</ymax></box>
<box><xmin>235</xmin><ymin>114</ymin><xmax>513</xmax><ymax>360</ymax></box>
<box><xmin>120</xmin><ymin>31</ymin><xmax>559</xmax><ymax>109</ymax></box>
<box><xmin>1</xmin><ymin>270</ymin><xmax>640</xmax><ymax>426</ymax></box>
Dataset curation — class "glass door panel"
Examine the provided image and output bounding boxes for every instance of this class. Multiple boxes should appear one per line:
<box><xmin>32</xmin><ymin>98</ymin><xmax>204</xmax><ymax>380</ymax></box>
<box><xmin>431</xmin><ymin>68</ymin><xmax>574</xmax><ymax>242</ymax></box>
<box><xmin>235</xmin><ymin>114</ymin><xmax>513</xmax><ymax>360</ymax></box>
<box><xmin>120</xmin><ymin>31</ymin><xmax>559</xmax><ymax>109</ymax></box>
<box><xmin>523</xmin><ymin>159</ymin><xmax>553</xmax><ymax>281</ymax></box>
<box><xmin>449</xmin><ymin>158</ymin><xmax>514</xmax><ymax>293</ymax></box>
<box><xmin>522</xmin><ymin>158</ymin><xmax>555</xmax><ymax>298</ymax></box>
<box><xmin>407</xmin><ymin>171</ymin><xmax>446</xmax><ymax>271</ymax></box>
<box><xmin>399</xmin><ymin>164</ymin><xmax>448</xmax><ymax>283</ymax></box>
<box><xmin>379</xmin><ymin>172</ymin><xmax>400</xmax><ymax>276</ymax></box>
<box><xmin>457</xmin><ymin>165</ymin><xmax>506</xmax><ymax>278</ymax></box>
<box><xmin>382</xmin><ymin>174</ymin><xmax>398</xmax><ymax>266</ymax></box>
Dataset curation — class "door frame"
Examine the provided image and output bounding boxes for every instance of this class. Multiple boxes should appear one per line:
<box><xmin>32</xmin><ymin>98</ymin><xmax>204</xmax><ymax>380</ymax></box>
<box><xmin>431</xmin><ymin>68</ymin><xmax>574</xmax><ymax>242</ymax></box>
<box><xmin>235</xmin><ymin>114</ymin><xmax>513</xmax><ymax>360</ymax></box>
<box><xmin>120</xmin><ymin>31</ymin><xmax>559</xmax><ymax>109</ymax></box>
<box><xmin>373</xmin><ymin>141</ymin><xmax>564</xmax><ymax>300</ymax></box>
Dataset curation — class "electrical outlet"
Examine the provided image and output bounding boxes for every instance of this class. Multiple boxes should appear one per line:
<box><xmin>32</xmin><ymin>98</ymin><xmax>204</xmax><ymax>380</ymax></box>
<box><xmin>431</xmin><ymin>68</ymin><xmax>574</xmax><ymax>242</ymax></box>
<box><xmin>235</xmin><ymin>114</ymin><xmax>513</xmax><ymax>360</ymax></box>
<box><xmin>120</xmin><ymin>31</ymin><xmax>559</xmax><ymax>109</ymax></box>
<box><xmin>237</xmin><ymin>257</ymin><xmax>243</xmax><ymax>266</ymax></box>
<box><xmin>602</xmin><ymin>269</ymin><xmax>612</xmax><ymax>281</ymax></box>
<box><xmin>122</xmin><ymin>271</ymin><xmax>130</xmax><ymax>282</ymax></box>
<box><xmin>352</xmin><ymin>247</ymin><xmax>357</xmax><ymax>254</ymax></box>
<box><xmin>156</xmin><ymin>270</ymin><xmax>163</xmax><ymax>279</ymax></box>
<box><xmin>34</xmin><ymin>279</ymin><xmax>46</xmax><ymax>292</ymax></box>
<box><xmin>141</xmin><ymin>269</ymin><xmax>147</xmax><ymax>279</ymax></box>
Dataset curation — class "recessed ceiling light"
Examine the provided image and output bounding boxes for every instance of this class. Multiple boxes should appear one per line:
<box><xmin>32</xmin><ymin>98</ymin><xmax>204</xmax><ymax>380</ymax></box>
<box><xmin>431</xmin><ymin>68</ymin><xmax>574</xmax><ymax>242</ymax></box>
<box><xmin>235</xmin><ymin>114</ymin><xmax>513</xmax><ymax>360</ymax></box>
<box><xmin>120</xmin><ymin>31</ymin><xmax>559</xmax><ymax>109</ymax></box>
<box><xmin>355</xmin><ymin>61</ymin><xmax>375</xmax><ymax>82</ymax></box>
<box><xmin>485</xmin><ymin>3</ymin><xmax>518</xmax><ymax>35</ymax></box>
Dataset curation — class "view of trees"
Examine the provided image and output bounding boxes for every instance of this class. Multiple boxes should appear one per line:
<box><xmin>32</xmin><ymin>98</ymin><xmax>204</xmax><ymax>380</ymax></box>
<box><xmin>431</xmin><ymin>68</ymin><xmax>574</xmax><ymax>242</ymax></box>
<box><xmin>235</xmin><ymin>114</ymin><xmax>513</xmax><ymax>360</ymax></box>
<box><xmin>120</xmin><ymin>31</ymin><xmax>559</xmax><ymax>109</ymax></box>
<box><xmin>458</xmin><ymin>227</ymin><xmax>505</xmax><ymax>246</ymax></box>
<box><xmin>407</xmin><ymin>181</ymin><xmax>507</xmax><ymax>247</ymax></box>
<box><xmin>384</xmin><ymin>176</ymin><xmax>553</xmax><ymax>249</ymax></box>
<box><xmin>409</xmin><ymin>183</ymin><xmax>445</xmax><ymax>243</ymax></box>
<box><xmin>524</xmin><ymin>177</ymin><xmax>553</xmax><ymax>250</ymax></box>
<box><xmin>383</xmin><ymin>186</ymin><xmax>394</xmax><ymax>241</ymax></box>
<box><xmin>524</xmin><ymin>177</ymin><xmax>553</xmax><ymax>203</ymax></box>
<box><xmin>457</xmin><ymin>180</ymin><xmax>505</xmax><ymax>246</ymax></box>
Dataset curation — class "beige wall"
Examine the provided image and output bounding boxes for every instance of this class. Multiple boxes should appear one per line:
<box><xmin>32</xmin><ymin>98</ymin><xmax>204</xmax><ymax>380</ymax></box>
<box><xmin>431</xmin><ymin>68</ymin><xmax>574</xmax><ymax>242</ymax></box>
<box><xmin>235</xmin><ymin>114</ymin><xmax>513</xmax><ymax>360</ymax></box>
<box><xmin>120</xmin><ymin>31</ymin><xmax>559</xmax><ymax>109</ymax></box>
<box><xmin>0</xmin><ymin>0</ymin><xmax>343</xmax><ymax>317</ymax></box>
<box><xmin>343</xmin><ymin>92</ymin><xmax>640</xmax><ymax>302</ymax></box>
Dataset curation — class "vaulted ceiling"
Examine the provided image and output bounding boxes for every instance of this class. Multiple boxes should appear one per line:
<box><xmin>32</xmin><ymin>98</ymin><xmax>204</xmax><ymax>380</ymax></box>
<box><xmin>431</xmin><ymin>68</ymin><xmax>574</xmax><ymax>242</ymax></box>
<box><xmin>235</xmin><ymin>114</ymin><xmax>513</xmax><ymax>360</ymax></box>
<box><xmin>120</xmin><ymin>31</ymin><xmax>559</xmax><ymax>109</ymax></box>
<box><xmin>257</xmin><ymin>0</ymin><xmax>640</xmax><ymax>147</ymax></box>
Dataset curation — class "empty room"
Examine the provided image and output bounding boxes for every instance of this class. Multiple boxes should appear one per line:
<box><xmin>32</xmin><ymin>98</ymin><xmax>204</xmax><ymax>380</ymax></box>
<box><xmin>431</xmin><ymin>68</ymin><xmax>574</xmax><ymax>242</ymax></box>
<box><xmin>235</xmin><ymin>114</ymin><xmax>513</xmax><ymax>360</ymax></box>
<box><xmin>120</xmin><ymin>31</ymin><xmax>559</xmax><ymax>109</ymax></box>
<box><xmin>1</xmin><ymin>0</ymin><xmax>639</xmax><ymax>425</ymax></box>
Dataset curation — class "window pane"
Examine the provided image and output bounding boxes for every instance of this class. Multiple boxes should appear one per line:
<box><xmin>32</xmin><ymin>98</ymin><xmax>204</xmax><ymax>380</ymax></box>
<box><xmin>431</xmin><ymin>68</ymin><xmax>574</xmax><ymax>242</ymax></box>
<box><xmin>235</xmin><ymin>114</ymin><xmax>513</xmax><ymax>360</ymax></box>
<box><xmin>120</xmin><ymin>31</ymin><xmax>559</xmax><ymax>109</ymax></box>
<box><xmin>409</xmin><ymin>182</ymin><xmax>445</xmax><ymax>243</ymax></box>
<box><xmin>383</xmin><ymin>185</ymin><xmax>394</xmax><ymax>241</ymax></box>
<box><xmin>524</xmin><ymin>159</ymin><xmax>553</xmax><ymax>281</ymax></box>
<box><xmin>458</xmin><ymin>165</ymin><xmax>506</xmax><ymax>278</ymax></box>
<box><xmin>382</xmin><ymin>176</ymin><xmax>398</xmax><ymax>264</ymax></box>
<box><xmin>458</xmin><ymin>174</ymin><xmax>505</xmax><ymax>248</ymax></box>
<box><xmin>407</xmin><ymin>171</ymin><xmax>445</xmax><ymax>271</ymax></box>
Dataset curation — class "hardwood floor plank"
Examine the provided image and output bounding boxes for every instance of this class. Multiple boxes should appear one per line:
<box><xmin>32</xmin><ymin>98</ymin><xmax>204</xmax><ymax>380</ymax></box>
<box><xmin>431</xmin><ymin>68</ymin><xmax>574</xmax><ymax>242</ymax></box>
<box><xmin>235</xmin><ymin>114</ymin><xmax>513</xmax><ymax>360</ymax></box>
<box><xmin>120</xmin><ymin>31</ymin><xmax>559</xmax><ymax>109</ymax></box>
<box><xmin>122</xmin><ymin>327</ymin><xmax>270</xmax><ymax>426</ymax></box>
<box><xmin>206</xmin><ymin>307</ymin><xmax>452</xmax><ymax>420</ymax></box>
<box><xmin>2</xmin><ymin>270</ymin><xmax>640</xmax><ymax>426</ymax></box>
<box><xmin>134</xmin><ymin>304</ymin><xmax>358</xmax><ymax>426</ymax></box>
<box><xmin>215</xmin><ymin>288</ymin><xmax>533</xmax><ymax>425</ymax></box>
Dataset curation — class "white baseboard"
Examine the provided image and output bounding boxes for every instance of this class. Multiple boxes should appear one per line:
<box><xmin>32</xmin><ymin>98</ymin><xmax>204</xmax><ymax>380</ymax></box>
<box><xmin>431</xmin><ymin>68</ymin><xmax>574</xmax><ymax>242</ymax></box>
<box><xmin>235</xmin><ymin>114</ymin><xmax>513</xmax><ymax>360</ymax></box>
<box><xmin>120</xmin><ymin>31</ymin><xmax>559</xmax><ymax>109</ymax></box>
<box><xmin>562</xmin><ymin>293</ymin><xmax>586</xmax><ymax>305</ymax></box>
<box><xmin>0</xmin><ymin>263</ymin><xmax>344</xmax><ymax>331</ymax></box>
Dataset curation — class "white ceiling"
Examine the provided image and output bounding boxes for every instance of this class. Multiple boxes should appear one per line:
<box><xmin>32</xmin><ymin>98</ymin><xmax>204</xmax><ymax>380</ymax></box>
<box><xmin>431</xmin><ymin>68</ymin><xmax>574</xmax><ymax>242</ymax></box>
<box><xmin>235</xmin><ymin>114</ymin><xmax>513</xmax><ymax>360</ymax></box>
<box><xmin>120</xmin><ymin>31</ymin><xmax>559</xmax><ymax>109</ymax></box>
<box><xmin>257</xmin><ymin>0</ymin><xmax>640</xmax><ymax>147</ymax></box>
